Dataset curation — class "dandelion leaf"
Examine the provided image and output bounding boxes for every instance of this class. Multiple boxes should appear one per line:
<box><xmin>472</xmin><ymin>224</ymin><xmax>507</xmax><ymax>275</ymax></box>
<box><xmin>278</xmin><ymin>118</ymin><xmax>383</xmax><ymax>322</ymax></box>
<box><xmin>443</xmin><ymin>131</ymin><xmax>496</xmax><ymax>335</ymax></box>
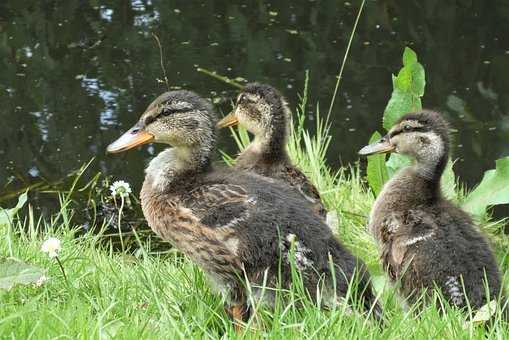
<box><xmin>0</xmin><ymin>257</ymin><xmax>45</xmax><ymax>290</ymax></box>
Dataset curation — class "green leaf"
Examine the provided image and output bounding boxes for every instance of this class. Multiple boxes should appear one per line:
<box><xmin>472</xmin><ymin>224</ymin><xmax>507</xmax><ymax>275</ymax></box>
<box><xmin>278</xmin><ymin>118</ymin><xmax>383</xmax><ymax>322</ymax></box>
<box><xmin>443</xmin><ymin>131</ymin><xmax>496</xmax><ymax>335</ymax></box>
<box><xmin>394</xmin><ymin>66</ymin><xmax>413</xmax><ymax>92</ymax></box>
<box><xmin>0</xmin><ymin>192</ymin><xmax>28</xmax><ymax>228</ymax></box>
<box><xmin>385</xmin><ymin>154</ymin><xmax>412</xmax><ymax>178</ymax></box>
<box><xmin>366</xmin><ymin>132</ymin><xmax>389</xmax><ymax>195</ymax></box>
<box><xmin>382</xmin><ymin>88</ymin><xmax>420</xmax><ymax>130</ymax></box>
<box><xmin>382</xmin><ymin>47</ymin><xmax>425</xmax><ymax>130</ymax></box>
<box><xmin>402</xmin><ymin>47</ymin><xmax>417</xmax><ymax>66</ymax></box>
<box><xmin>441</xmin><ymin>160</ymin><xmax>457</xmax><ymax>201</ymax></box>
<box><xmin>462</xmin><ymin>156</ymin><xmax>509</xmax><ymax>217</ymax></box>
<box><xmin>0</xmin><ymin>257</ymin><xmax>45</xmax><ymax>290</ymax></box>
<box><xmin>408</xmin><ymin>62</ymin><xmax>426</xmax><ymax>97</ymax></box>
<box><xmin>100</xmin><ymin>320</ymin><xmax>125</xmax><ymax>339</ymax></box>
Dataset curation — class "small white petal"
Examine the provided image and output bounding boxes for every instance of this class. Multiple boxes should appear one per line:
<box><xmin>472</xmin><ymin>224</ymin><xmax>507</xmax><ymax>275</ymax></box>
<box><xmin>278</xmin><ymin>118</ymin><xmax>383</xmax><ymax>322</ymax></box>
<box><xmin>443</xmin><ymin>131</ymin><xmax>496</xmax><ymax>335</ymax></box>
<box><xmin>109</xmin><ymin>180</ymin><xmax>132</xmax><ymax>198</ymax></box>
<box><xmin>41</xmin><ymin>237</ymin><xmax>62</xmax><ymax>258</ymax></box>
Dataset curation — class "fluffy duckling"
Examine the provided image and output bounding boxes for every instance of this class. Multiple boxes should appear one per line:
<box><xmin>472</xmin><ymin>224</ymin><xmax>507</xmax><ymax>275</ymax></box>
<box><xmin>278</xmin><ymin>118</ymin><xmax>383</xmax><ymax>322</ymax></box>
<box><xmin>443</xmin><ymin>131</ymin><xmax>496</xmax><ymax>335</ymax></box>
<box><xmin>359</xmin><ymin>110</ymin><xmax>502</xmax><ymax>310</ymax></box>
<box><xmin>217</xmin><ymin>83</ymin><xmax>326</xmax><ymax>218</ymax></box>
<box><xmin>107</xmin><ymin>90</ymin><xmax>382</xmax><ymax>328</ymax></box>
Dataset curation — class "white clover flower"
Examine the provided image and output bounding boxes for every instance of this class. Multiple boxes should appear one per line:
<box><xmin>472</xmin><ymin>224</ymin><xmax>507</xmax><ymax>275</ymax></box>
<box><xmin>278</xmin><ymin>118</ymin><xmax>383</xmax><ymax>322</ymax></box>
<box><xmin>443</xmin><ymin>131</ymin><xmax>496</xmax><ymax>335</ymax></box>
<box><xmin>109</xmin><ymin>180</ymin><xmax>132</xmax><ymax>198</ymax></box>
<box><xmin>41</xmin><ymin>237</ymin><xmax>61</xmax><ymax>258</ymax></box>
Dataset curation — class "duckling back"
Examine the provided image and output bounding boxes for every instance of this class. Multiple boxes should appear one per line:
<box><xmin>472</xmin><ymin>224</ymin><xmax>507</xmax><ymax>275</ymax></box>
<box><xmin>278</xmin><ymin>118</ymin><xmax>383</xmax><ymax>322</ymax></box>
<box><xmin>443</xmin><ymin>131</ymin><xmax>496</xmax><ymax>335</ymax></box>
<box><xmin>204</xmin><ymin>169</ymin><xmax>382</xmax><ymax>319</ymax></box>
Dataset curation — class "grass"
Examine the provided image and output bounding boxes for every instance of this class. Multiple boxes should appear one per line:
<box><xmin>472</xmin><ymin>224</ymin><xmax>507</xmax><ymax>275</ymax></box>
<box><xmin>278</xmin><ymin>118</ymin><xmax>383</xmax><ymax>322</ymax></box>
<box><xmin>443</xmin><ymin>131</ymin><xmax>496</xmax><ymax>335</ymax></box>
<box><xmin>1</xmin><ymin>83</ymin><xmax>509</xmax><ymax>339</ymax></box>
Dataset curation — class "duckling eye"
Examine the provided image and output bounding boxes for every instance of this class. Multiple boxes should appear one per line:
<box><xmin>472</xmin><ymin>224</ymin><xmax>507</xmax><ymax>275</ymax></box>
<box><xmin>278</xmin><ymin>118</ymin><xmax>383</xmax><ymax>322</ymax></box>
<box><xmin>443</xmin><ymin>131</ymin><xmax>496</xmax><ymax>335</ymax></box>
<box><xmin>237</xmin><ymin>94</ymin><xmax>246</xmax><ymax>104</ymax></box>
<box><xmin>161</xmin><ymin>107</ymin><xmax>173</xmax><ymax>116</ymax></box>
<box><xmin>403</xmin><ymin>124</ymin><xmax>412</xmax><ymax>132</ymax></box>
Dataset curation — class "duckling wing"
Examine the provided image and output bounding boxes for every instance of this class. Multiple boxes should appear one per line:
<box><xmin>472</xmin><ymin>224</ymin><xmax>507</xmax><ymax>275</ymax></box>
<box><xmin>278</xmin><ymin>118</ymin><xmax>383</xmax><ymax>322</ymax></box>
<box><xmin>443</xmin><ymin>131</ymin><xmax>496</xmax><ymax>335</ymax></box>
<box><xmin>380</xmin><ymin>210</ymin><xmax>437</xmax><ymax>280</ymax></box>
<box><xmin>284</xmin><ymin>166</ymin><xmax>326</xmax><ymax>216</ymax></box>
<box><xmin>182</xmin><ymin>184</ymin><xmax>255</xmax><ymax>229</ymax></box>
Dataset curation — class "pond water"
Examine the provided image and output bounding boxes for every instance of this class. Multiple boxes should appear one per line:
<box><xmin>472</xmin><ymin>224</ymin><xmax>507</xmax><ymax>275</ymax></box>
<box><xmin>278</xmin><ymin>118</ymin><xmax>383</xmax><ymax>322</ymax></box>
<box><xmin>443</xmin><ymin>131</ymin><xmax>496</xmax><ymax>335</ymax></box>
<box><xmin>1</xmin><ymin>0</ymin><xmax>508</xmax><ymax>213</ymax></box>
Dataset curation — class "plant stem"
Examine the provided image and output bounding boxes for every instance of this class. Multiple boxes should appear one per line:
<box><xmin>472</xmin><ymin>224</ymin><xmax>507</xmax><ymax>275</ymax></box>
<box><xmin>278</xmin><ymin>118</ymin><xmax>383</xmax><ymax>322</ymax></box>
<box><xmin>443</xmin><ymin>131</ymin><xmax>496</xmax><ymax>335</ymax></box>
<box><xmin>196</xmin><ymin>67</ymin><xmax>244</xmax><ymax>89</ymax></box>
<box><xmin>152</xmin><ymin>33</ymin><xmax>170</xmax><ymax>91</ymax></box>
<box><xmin>118</xmin><ymin>196</ymin><xmax>125</xmax><ymax>253</ymax></box>
<box><xmin>326</xmin><ymin>0</ymin><xmax>365</xmax><ymax>121</ymax></box>
<box><xmin>55</xmin><ymin>256</ymin><xmax>68</xmax><ymax>283</ymax></box>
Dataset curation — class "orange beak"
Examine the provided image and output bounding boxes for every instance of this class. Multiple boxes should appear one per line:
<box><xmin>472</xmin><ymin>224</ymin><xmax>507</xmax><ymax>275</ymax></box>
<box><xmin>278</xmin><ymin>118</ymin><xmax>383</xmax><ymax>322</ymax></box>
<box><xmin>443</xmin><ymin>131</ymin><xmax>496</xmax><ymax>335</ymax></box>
<box><xmin>216</xmin><ymin>112</ymin><xmax>239</xmax><ymax>129</ymax></box>
<box><xmin>107</xmin><ymin>123</ymin><xmax>155</xmax><ymax>154</ymax></box>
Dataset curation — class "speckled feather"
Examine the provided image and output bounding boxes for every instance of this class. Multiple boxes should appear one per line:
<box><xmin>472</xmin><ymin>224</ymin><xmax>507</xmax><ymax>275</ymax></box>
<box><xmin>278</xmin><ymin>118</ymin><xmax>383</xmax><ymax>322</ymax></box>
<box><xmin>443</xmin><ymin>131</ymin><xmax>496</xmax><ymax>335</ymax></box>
<box><xmin>369</xmin><ymin>111</ymin><xmax>502</xmax><ymax>310</ymax></box>
<box><xmin>134</xmin><ymin>90</ymin><xmax>381</xmax><ymax>320</ymax></box>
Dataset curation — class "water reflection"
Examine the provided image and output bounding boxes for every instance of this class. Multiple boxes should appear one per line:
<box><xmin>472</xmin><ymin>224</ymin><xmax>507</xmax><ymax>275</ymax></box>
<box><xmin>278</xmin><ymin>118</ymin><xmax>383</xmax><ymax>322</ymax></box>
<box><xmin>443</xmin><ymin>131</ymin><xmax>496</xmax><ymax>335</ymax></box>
<box><xmin>0</xmin><ymin>0</ymin><xmax>508</xmax><ymax>211</ymax></box>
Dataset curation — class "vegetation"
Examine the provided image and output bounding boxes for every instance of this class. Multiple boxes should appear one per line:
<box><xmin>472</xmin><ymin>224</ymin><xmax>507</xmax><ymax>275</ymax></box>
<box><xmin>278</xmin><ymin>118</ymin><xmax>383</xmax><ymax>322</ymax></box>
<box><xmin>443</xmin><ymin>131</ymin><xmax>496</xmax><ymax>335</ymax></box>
<box><xmin>366</xmin><ymin>47</ymin><xmax>509</xmax><ymax>220</ymax></box>
<box><xmin>1</xmin><ymin>53</ymin><xmax>508</xmax><ymax>337</ymax></box>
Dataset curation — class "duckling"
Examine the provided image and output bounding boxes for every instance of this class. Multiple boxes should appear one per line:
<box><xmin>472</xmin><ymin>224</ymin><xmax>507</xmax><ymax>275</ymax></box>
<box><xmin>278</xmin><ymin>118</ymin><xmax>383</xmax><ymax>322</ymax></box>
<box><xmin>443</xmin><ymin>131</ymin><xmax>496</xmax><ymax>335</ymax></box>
<box><xmin>217</xmin><ymin>83</ymin><xmax>327</xmax><ymax>218</ymax></box>
<box><xmin>107</xmin><ymin>90</ymin><xmax>382</xmax><ymax>328</ymax></box>
<box><xmin>359</xmin><ymin>110</ymin><xmax>502</xmax><ymax>310</ymax></box>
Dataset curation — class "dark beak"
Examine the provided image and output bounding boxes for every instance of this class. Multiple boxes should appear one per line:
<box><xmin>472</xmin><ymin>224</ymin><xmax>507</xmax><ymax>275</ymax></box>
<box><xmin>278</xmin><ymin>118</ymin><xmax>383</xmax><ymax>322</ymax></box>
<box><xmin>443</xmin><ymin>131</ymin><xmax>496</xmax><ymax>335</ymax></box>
<box><xmin>107</xmin><ymin>122</ymin><xmax>155</xmax><ymax>154</ymax></box>
<box><xmin>358</xmin><ymin>136</ymin><xmax>395</xmax><ymax>156</ymax></box>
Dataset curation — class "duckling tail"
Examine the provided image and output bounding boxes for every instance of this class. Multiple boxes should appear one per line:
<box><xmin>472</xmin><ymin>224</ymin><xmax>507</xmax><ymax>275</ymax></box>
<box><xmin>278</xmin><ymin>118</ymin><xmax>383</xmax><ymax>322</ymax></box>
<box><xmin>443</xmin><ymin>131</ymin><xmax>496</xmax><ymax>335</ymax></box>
<box><xmin>326</xmin><ymin>238</ymin><xmax>384</xmax><ymax>325</ymax></box>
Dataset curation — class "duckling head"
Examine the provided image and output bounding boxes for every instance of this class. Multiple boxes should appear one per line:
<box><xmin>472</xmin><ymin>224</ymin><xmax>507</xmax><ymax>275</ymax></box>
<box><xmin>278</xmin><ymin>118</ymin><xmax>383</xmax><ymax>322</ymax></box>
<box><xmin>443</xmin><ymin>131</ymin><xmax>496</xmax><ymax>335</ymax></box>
<box><xmin>107</xmin><ymin>90</ymin><xmax>217</xmax><ymax>154</ymax></box>
<box><xmin>359</xmin><ymin>110</ymin><xmax>450</xmax><ymax>180</ymax></box>
<box><xmin>217</xmin><ymin>83</ymin><xmax>290</xmax><ymax>149</ymax></box>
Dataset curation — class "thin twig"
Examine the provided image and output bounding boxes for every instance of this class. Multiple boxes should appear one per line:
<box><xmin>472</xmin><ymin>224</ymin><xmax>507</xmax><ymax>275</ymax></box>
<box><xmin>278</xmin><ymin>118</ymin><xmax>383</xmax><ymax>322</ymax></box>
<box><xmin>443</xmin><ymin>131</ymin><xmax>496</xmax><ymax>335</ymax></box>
<box><xmin>152</xmin><ymin>33</ymin><xmax>170</xmax><ymax>91</ymax></box>
<box><xmin>196</xmin><ymin>67</ymin><xmax>244</xmax><ymax>89</ymax></box>
<box><xmin>326</xmin><ymin>0</ymin><xmax>365</xmax><ymax>121</ymax></box>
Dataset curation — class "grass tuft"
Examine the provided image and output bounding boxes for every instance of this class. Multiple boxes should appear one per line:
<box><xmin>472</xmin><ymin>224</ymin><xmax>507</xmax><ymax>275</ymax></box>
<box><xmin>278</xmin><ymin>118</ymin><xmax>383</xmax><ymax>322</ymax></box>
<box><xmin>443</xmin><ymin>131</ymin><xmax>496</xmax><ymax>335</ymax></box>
<box><xmin>1</xmin><ymin>79</ymin><xmax>508</xmax><ymax>338</ymax></box>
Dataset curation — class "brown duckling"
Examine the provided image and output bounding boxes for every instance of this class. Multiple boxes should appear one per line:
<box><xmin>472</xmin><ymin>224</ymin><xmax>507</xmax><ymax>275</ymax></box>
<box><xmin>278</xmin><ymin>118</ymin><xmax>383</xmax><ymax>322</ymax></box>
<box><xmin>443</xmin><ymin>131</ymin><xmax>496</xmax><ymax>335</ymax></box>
<box><xmin>359</xmin><ymin>110</ymin><xmax>502</xmax><ymax>310</ymax></box>
<box><xmin>217</xmin><ymin>83</ymin><xmax>327</xmax><ymax>218</ymax></box>
<box><xmin>107</xmin><ymin>90</ymin><xmax>382</xmax><ymax>328</ymax></box>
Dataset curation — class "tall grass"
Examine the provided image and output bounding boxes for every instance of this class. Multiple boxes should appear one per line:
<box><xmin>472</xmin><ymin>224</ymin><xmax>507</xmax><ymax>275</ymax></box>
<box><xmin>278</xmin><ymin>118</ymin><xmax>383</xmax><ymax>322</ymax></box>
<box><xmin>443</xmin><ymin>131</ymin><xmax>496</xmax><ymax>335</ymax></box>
<box><xmin>1</xmin><ymin>81</ymin><xmax>508</xmax><ymax>338</ymax></box>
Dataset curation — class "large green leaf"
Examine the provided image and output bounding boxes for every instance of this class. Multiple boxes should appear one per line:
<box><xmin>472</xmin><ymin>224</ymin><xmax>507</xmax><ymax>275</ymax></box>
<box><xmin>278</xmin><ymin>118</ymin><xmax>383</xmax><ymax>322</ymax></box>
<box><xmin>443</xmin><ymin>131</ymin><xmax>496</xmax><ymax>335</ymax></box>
<box><xmin>382</xmin><ymin>47</ymin><xmax>425</xmax><ymax>131</ymax></box>
<box><xmin>462</xmin><ymin>157</ymin><xmax>509</xmax><ymax>217</ymax></box>
<box><xmin>0</xmin><ymin>257</ymin><xmax>45</xmax><ymax>290</ymax></box>
<box><xmin>0</xmin><ymin>192</ymin><xmax>28</xmax><ymax>229</ymax></box>
<box><xmin>401</xmin><ymin>47</ymin><xmax>426</xmax><ymax>97</ymax></box>
<box><xmin>366</xmin><ymin>132</ymin><xmax>389</xmax><ymax>195</ymax></box>
<box><xmin>383</xmin><ymin>88</ymin><xmax>420</xmax><ymax>130</ymax></box>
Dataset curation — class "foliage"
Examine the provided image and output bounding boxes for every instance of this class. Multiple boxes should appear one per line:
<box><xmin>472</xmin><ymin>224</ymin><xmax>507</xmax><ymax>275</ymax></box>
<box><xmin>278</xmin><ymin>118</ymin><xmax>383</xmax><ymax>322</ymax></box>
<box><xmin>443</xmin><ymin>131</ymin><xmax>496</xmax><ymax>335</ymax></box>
<box><xmin>0</xmin><ymin>257</ymin><xmax>45</xmax><ymax>290</ymax></box>
<box><xmin>364</xmin><ymin>47</ymin><xmax>426</xmax><ymax>193</ymax></box>
<box><xmin>0</xmin><ymin>191</ymin><xmax>27</xmax><ymax>229</ymax></box>
<box><xmin>462</xmin><ymin>157</ymin><xmax>509</xmax><ymax>217</ymax></box>
<box><xmin>1</xmin><ymin>118</ymin><xmax>508</xmax><ymax>338</ymax></box>
<box><xmin>366</xmin><ymin>132</ymin><xmax>389</xmax><ymax>196</ymax></box>
<box><xmin>366</xmin><ymin>47</ymin><xmax>508</xmax><ymax>217</ymax></box>
<box><xmin>0</xmin><ymin>79</ymin><xmax>508</xmax><ymax>337</ymax></box>
<box><xmin>382</xmin><ymin>47</ymin><xmax>426</xmax><ymax>131</ymax></box>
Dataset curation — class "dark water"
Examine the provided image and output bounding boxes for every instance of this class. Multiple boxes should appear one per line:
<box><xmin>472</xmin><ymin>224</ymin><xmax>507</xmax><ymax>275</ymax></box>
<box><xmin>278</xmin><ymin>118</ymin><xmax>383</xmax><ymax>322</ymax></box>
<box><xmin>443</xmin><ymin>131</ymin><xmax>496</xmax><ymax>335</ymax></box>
<box><xmin>1</xmin><ymin>0</ymin><xmax>508</xmax><ymax>211</ymax></box>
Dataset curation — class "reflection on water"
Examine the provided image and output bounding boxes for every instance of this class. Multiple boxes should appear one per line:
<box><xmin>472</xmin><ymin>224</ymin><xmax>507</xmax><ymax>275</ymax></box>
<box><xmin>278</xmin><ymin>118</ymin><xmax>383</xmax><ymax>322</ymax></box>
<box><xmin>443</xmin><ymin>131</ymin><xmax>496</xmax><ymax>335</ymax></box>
<box><xmin>0</xmin><ymin>1</ymin><xmax>508</xmax><ymax>211</ymax></box>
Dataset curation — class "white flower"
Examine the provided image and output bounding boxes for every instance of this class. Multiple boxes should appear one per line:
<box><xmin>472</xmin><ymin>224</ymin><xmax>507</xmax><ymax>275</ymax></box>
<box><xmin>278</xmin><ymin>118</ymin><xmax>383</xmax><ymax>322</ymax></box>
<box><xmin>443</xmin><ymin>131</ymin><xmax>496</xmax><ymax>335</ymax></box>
<box><xmin>109</xmin><ymin>180</ymin><xmax>132</xmax><ymax>198</ymax></box>
<box><xmin>35</xmin><ymin>275</ymin><xmax>48</xmax><ymax>287</ymax></box>
<box><xmin>41</xmin><ymin>237</ymin><xmax>61</xmax><ymax>258</ymax></box>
